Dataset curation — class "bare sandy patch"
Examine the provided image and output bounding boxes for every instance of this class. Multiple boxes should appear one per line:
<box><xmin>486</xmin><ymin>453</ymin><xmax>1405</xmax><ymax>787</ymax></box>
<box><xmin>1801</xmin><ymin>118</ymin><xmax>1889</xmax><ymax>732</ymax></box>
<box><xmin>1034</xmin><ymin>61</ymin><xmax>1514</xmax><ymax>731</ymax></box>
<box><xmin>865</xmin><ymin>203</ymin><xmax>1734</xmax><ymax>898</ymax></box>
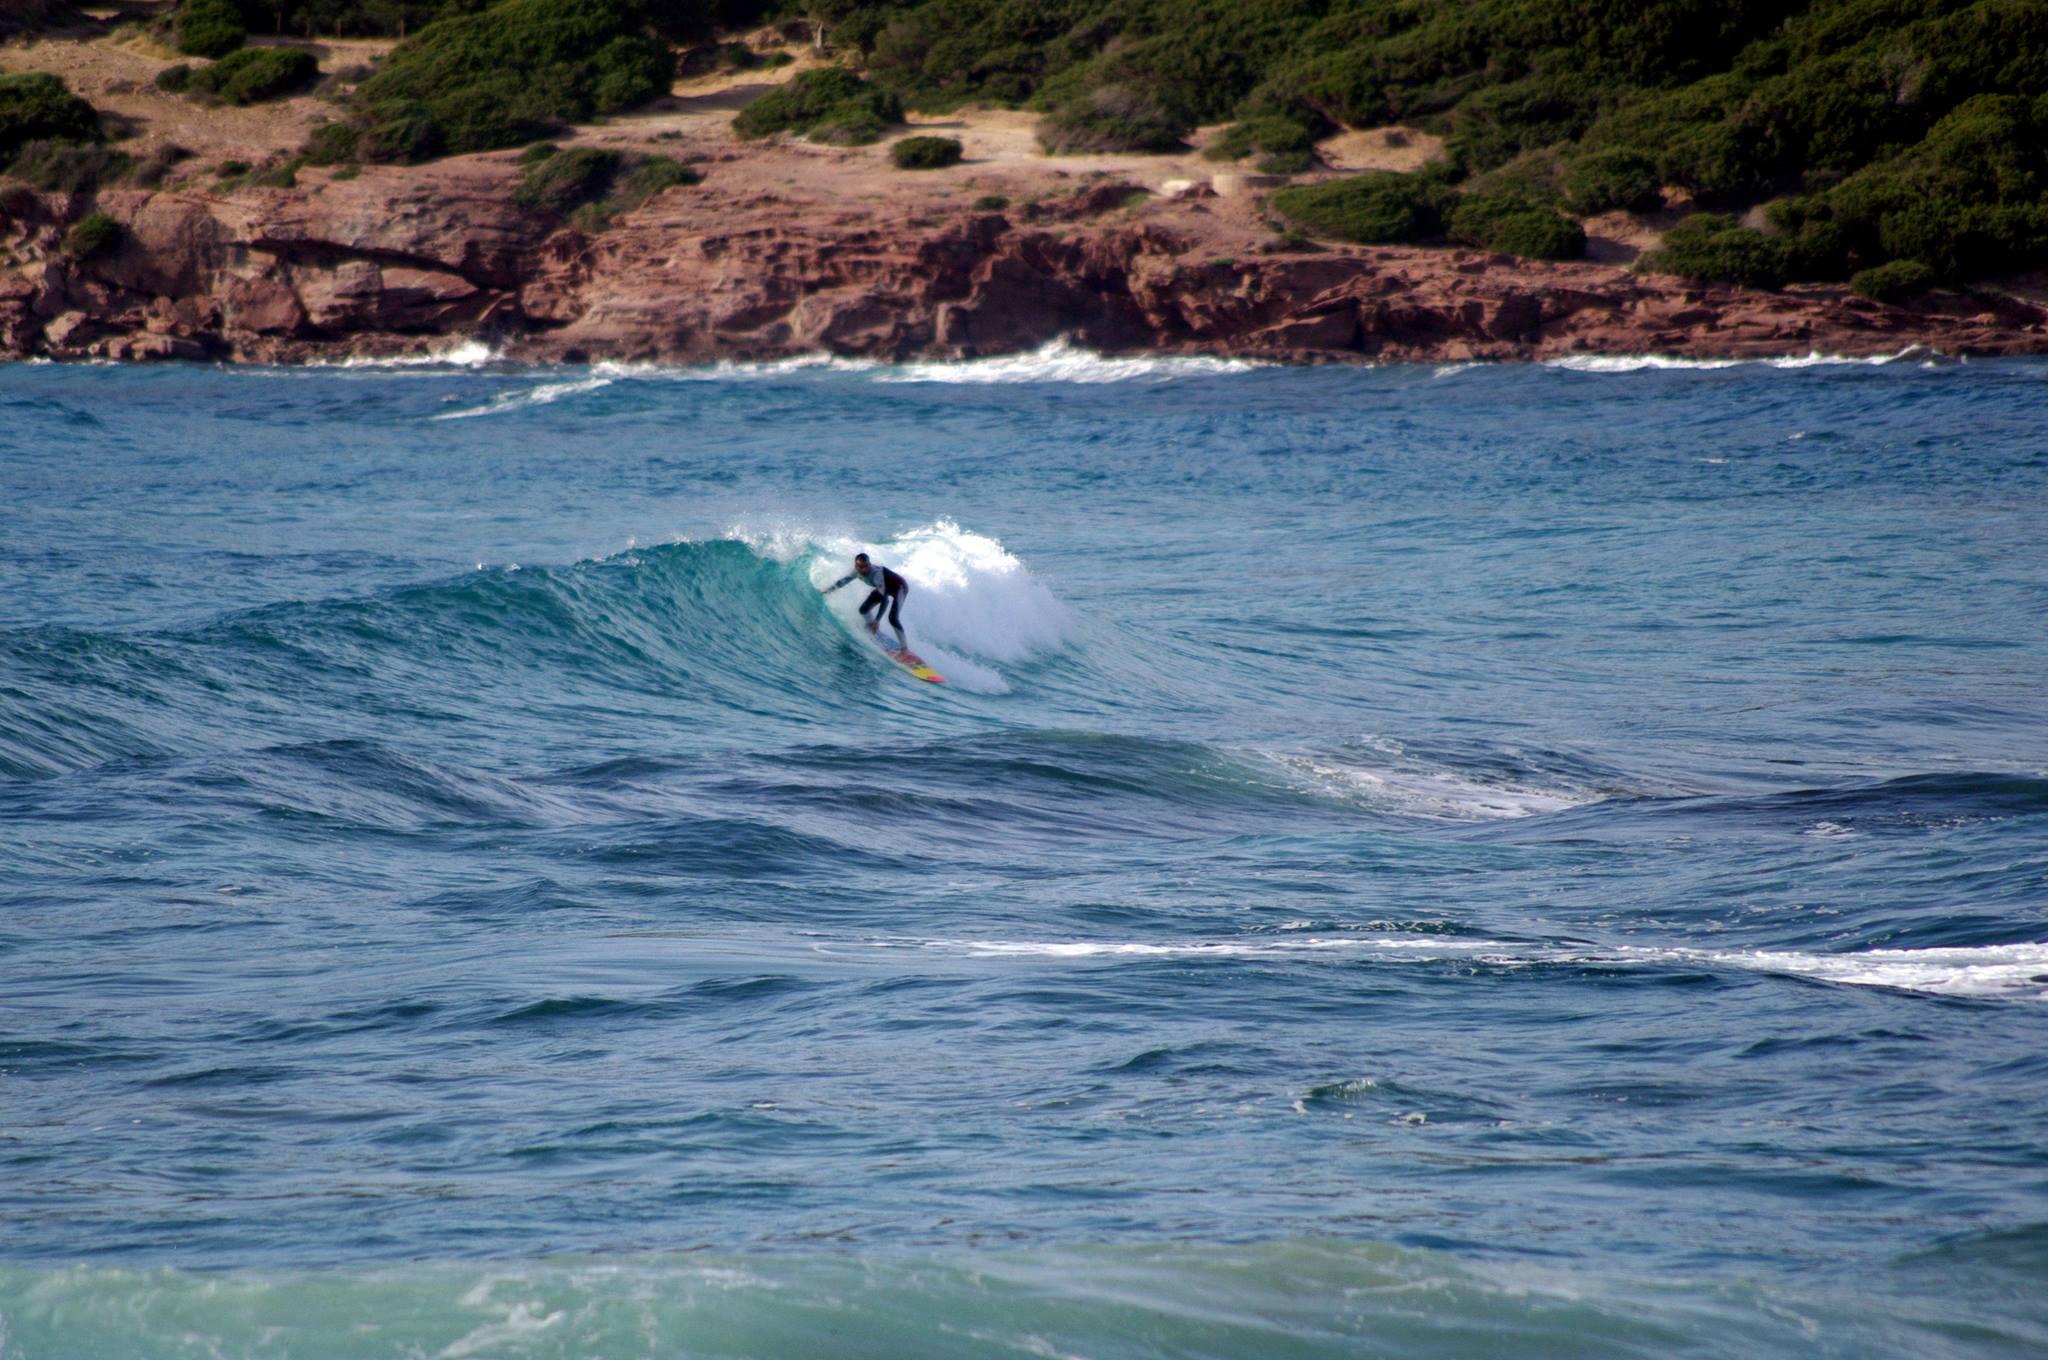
<box><xmin>0</xmin><ymin>31</ymin><xmax>350</xmax><ymax>165</ymax></box>
<box><xmin>1317</xmin><ymin>126</ymin><xmax>1445</xmax><ymax>174</ymax></box>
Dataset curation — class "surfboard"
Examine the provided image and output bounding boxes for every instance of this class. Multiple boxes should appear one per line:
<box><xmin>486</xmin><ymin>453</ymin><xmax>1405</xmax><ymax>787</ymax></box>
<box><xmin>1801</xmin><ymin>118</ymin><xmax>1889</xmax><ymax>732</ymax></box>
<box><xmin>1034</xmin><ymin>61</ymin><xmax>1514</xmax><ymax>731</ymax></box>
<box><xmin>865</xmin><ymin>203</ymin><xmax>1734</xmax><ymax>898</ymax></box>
<box><xmin>879</xmin><ymin>638</ymin><xmax>944</xmax><ymax>683</ymax></box>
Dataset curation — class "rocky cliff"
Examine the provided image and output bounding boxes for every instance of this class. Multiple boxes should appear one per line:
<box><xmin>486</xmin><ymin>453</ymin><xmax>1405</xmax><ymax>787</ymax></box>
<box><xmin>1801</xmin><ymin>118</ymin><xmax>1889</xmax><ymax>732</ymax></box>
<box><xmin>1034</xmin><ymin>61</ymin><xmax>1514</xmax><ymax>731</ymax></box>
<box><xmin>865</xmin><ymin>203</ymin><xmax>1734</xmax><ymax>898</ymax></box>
<box><xmin>4</xmin><ymin>156</ymin><xmax>2045</xmax><ymax>366</ymax></box>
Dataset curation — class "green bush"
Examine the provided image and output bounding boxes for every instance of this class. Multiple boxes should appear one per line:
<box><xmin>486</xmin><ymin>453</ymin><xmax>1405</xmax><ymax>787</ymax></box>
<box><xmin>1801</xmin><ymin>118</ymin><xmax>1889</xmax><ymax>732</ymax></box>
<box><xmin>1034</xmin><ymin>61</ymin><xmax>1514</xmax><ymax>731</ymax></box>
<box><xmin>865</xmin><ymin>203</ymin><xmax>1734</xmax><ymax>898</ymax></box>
<box><xmin>1205</xmin><ymin>112</ymin><xmax>1319</xmax><ymax>164</ymax></box>
<box><xmin>357</xmin><ymin>111</ymin><xmax>440</xmax><ymax>163</ymax></box>
<box><xmin>514</xmin><ymin>145</ymin><xmax>621</xmax><ymax>212</ymax></box>
<box><xmin>1447</xmin><ymin>191</ymin><xmax>1585</xmax><ymax>260</ymax></box>
<box><xmin>302</xmin><ymin>121</ymin><xmax>360</xmax><ymax>164</ymax></box>
<box><xmin>189</xmin><ymin>47</ymin><xmax>320</xmax><ymax>105</ymax></box>
<box><xmin>1813</xmin><ymin>94</ymin><xmax>2048</xmax><ymax>281</ymax></box>
<box><xmin>155</xmin><ymin>64</ymin><xmax>194</xmax><ymax>94</ymax></box>
<box><xmin>731</xmin><ymin>67</ymin><xmax>901</xmax><ymax>142</ymax></box>
<box><xmin>972</xmin><ymin>193</ymin><xmax>1009</xmax><ymax>210</ymax></box>
<box><xmin>513</xmin><ymin>145</ymin><xmax>697</xmax><ymax>225</ymax></box>
<box><xmin>616</xmin><ymin>154</ymin><xmax>697</xmax><ymax>199</ymax></box>
<box><xmin>809</xmin><ymin>104</ymin><xmax>888</xmax><ymax>145</ymax></box>
<box><xmin>750</xmin><ymin>0</ymin><xmax>2048</xmax><ymax>282</ymax></box>
<box><xmin>350</xmin><ymin>0</ymin><xmax>676</xmax><ymax>161</ymax></box>
<box><xmin>0</xmin><ymin>72</ymin><xmax>103</xmax><ymax>165</ymax></box>
<box><xmin>127</xmin><ymin>141</ymin><xmax>191</xmax><ymax>187</ymax></box>
<box><xmin>7</xmin><ymin>139</ymin><xmax>130</xmax><ymax>191</ymax></box>
<box><xmin>1269</xmin><ymin>171</ymin><xmax>1449</xmax><ymax>245</ymax></box>
<box><xmin>1850</xmin><ymin>257</ymin><xmax>1934</xmax><ymax>301</ymax></box>
<box><xmin>63</xmin><ymin>210</ymin><xmax>120</xmax><ymax>259</ymax></box>
<box><xmin>1565</xmin><ymin>148</ymin><xmax>1662</xmax><ymax>214</ymax></box>
<box><xmin>1037</xmin><ymin>83</ymin><xmax>1187</xmax><ymax>154</ymax></box>
<box><xmin>1446</xmin><ymin>72</ymin><xmax>1603</xmax><ymax>174</ymax></box>
<box><xmin>1641</xmin><ymin>212</ymin><xmax>1789</xmax><ymax>288</ymax></box>
<box><xmin>175</xmin><ymin>0</ymin><xmax>246</xmax><ymax>59</ymax></box>
<box><xmin>890</xmin><ymin>134</ymin><xmax>961</xmax><ymax>169</ymax></box>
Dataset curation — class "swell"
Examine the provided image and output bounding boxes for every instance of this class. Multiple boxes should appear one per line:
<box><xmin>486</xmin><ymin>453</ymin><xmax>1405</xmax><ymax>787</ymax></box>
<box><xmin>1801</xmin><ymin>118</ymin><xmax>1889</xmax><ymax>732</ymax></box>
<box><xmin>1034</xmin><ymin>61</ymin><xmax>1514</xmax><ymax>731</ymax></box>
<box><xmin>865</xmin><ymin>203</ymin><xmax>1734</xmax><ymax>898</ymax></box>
<box><xmin>0</xmin><ymin>541</ymin><xmax>892</xmax><ymax>783</ymax></box>
<box><xmin>0</xmin><ymin>1235</ymin><xmax>2042</xmax><ymax>1359</ymax></box>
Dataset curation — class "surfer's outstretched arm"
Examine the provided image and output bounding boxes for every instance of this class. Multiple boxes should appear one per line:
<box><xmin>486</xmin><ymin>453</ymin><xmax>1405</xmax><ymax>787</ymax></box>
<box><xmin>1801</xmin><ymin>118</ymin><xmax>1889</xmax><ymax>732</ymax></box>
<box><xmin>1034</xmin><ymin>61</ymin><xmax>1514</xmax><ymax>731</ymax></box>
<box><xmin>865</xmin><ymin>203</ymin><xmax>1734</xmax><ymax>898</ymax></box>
<box><xmin>825</xmin><ymin>573</ymin><xmax>855</xmax><ymax>593</ymax></box>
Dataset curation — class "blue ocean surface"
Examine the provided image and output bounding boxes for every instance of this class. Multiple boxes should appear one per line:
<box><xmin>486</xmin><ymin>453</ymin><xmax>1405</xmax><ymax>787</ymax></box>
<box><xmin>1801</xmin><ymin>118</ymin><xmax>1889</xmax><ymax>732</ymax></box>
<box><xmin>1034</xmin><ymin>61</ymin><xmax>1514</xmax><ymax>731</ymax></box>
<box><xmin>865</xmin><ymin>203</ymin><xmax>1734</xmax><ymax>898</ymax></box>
<box><xmin>2</xmin><ymin>345</ymin><xmax>2046</xmax><ymax>1358</ymax></box>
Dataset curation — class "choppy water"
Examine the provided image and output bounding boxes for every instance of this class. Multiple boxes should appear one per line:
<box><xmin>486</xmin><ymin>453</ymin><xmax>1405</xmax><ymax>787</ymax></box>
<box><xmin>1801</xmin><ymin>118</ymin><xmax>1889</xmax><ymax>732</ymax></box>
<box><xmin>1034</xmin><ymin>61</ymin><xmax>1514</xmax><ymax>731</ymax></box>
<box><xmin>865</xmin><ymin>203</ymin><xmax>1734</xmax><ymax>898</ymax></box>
<box><xmin>3</xmin><ymin>345</ymin><xmax>2046</xmax><ymax>1358</ymax></box>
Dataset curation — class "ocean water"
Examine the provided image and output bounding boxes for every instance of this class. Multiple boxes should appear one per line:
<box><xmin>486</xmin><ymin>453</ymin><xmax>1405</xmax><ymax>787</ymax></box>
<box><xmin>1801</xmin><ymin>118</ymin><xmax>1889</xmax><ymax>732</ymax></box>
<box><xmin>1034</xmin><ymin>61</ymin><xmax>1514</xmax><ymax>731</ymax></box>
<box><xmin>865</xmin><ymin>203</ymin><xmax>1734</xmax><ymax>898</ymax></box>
<box><xmin>2</xmin><ymin>345</ymin><xmax>2046</xmax><ymax>1358</ymax></box>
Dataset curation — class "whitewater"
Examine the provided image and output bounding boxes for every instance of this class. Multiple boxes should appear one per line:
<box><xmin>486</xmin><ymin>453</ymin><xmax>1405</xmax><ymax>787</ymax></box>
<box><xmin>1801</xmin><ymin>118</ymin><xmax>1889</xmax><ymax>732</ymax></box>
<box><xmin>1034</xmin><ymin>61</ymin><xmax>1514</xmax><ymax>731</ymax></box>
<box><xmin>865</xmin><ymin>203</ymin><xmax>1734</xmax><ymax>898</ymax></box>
<box><xmin>2</xmin><ymin>348</ymin><xmax>2046</xmax><ymax>1359</ymax></box>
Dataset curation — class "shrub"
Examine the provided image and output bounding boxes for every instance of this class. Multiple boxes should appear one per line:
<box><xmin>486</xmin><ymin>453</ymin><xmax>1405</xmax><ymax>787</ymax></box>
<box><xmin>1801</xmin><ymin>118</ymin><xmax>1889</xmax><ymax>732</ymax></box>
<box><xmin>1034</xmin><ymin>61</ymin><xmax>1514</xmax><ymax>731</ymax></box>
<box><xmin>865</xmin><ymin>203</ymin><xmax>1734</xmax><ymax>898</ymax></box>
<box><xmin>189</xmin><ymin>47</ymin><xmax>320</xmax><ymax>105</ymax></box>
<box><xmin>64</xmin><ymin>210</ymin><xmax>120</xmax><ymax>259</ymax></box>
<box><xmin>217</xmin><ymin>158</ymin><xmax>250</xmax><ymax>176</ymax></box>
<box><xmin>1446</xmin><ymin>72</ymin><xmax>1603</xmax><ymax>174</ymax></box>
<box><xmin>351</xmin><ymin>0</ymin><xmax>675</xmax><ymax>160</ymax></box>
<box><xmin>7</xmin><ymin>139</ymin><xmax>130</xmax><ymax>191</ymax></box>
<box><xmin>1447</xmin><ymin>192</ymin><xmax>1585</xmax><ymax>260</ymax></box>
<box><xmin>175</xmin><ymin>0</ymin><xmax>245</xmax><ymax>59</ymax></box>
<box><xmin>809</xmin><ymin>104</ymin><xmax>887</xmax><ymax>145</ymax></box>
<box><xmin>1814</xmin><ymin>95</ymin><xmax>2048</xmax><ymax>281</ymax></box>
<box><xmin>1269</xmin><ymin>171</ymin><xmax>1449</xmax><ymax>245</ymax></box>
<box><xmin>357</xmin><ymin>111</ymin><xmax>440</xmax><ymax>163</ymax></box>
<box><xmin>1037</xmin><ymin>83</ymin><xmax>1187</xmax><ymax>154</ymax></box>
<box><xmin>513</xmin><ymin>145</ymin><xmax>695</xmax><ymax>224</ymax></box>
<box><xmin>253</xmin><ymin>158</ymin><xmax>303</xmax><ymax>188</ymax></box>
<box><xmin>1641</xmin><ymin>212</ymin><xmax>1788</xmax><ymax>289</ymax></box>
<box><xmin>514</xmin><ymin>146</ymin><xmax>621</xmax><ymax>212</ymax></box>
<box><xmin>0</xmin><ymin>72</ymin><xmax>103</xmax><ymax>165</ymax></box>
<box><xmin>128</xmin><ymin>141</ymin><xmax>191</xmax><ymax>187</ymax></box>
<box><xmin>890</xmin><ymin>134</ymin><xmax>961</xmax><ymax>169</ymax></box>
<box><xmin>1565</xmin><ymin>148</ymin><xmax>1662</xmax><ymax>214</ymax></box>
<box><xmin>1850</xmin><ymin>258</ymin><xmax>1934</xmax><ymax>302</ymax></box>
<box><xmin>731</xmin><ymin>67</ymin><xmax>901</xmax><ymax>141</ymax></box>
<box><xmin>1467</xmin><ymin>147</ymin><xmax>1568</xmax><ymax>207</ymax></box>
<box><xmin>155</xmin><ymin>64</ymin><xmax>194</xmax><ymax>94</ymax></box>
<box><xmin>1205</xmin><ymin>113</ymin><xmax>1320</xmax><ymax>166</ymax></box>
<box><xmin>615</xmin><ymin>154</ymin><xmax>697</xmax><ymax>199</ymax></box>
<box><xmin>972</xmin><ymin>193</ymin><xmax>1009</xmax><ymax>210</ymax></box>
<box><xmin>301</xmin><ymin>121</ymin><xmax>359</xmax><ymax>164</ymax></box>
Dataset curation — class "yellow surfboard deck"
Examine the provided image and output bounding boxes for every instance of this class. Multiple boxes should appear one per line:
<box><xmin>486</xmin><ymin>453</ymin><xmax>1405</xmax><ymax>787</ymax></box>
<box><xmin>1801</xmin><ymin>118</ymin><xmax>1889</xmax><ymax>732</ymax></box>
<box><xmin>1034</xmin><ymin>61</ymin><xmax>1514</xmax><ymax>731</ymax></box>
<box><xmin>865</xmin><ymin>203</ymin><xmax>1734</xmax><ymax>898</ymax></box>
<box><xmin>880</xmin><ymin>640</ymin><xmax>944</xmax><ymax>683</ymax></box>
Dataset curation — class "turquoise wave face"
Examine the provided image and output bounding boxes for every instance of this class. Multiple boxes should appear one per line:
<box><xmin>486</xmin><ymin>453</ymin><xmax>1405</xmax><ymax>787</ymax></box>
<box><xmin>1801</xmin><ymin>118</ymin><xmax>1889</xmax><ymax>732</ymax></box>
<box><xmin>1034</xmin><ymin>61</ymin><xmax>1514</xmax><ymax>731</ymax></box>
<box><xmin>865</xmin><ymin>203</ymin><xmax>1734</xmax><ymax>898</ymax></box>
<box><xmin>2</xmin><ymin>353</ymin><xmax>2047</xmax><ymax>1357</ymax></box>
<box><xmin>5</xmin><ymin>1231</ymin><xmax>2046</xmax><ymax>1360</ymax></box>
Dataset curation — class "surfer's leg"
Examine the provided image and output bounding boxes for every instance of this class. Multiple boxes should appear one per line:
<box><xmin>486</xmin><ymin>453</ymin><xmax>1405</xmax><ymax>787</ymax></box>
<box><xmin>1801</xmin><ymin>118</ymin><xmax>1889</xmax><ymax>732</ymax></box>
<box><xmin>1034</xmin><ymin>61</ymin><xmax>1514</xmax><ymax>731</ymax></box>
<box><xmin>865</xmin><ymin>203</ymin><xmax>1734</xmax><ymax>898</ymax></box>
<box><xmin>859</xmin><ymin>589</ymin><xmax>884</xmax><ymax>630</ymax></box>
<box><xmin>886</xmin><ymin>590</ymin><xmax>906</xmax><ymax>646</ymax></box>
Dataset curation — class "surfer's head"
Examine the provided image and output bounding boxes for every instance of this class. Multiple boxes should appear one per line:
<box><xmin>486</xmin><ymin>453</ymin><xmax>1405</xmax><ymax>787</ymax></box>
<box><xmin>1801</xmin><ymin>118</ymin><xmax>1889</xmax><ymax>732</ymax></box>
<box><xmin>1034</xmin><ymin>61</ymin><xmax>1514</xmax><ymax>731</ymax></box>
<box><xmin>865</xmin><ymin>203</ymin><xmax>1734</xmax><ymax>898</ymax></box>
<box><xmin>854</xmin><ymin>553</ymin><xmax>871</xmax><ymax>571</ymax></box>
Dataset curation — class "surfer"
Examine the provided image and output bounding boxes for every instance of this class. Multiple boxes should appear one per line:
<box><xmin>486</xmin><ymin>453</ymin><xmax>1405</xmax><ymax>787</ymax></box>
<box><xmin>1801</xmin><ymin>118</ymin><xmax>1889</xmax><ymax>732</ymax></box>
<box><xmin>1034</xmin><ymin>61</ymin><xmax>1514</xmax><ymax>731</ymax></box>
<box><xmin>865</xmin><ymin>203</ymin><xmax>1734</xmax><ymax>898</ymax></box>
<box><xmin>826</xmin><ymin>552</ymin><xmax>910</xmax><ymax>648</ymax></box>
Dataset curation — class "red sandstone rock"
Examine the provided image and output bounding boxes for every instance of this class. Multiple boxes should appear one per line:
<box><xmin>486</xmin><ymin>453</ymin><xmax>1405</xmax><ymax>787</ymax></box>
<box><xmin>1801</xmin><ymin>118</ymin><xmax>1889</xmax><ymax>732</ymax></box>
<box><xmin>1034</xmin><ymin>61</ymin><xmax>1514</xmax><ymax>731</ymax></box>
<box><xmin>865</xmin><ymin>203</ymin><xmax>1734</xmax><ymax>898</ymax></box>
<box><xmin>0</xmin><ymin>156</ymin><xmax>2044</xmax><ymax>365</ymax></box>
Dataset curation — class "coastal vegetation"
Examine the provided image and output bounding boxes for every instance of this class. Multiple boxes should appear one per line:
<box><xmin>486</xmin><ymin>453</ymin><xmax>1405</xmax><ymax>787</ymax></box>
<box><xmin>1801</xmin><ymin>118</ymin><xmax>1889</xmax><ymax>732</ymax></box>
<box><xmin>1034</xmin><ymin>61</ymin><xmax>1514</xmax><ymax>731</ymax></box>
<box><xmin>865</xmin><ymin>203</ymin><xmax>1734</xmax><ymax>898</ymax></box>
<box><xmin>319</xmin><ymin>0</ymin><xmax>681</xmax><ymax>161</ymax></box>
<box><xmin>730</xmin><ymin>66</ymin><xmax>901</xmax><ymax>143</ymax></box>
<box><xmin>0</xmin><ymin>72</ymin><xmax>103</xmax><ymax>166</ymax></box>
<box><xmin>6</xmin><ymin>0</ymin><xmax>2043</xmax><ymax>296</ymax></box>
<box><xmin>62</xmin><ymin>209</ymin><xmax>120</xmax><ymax>259</ymax></box>
<box><xmin>806</xmin><ymin>0</ymin><xmax>2048</xmax><ymax>289</ymax></box>
<box><xmin>513</xmin><ymin>143</ymin><xmax>700</xmax><ymax>227</ymax></box>
<box><xmin>890</xmin><ymin>133</ymin><xmax>961</xmax><ymax>168</ymax></box>
<box><xmin>171</xmin><ymin>47</ymin><xmax>322</xmax><ymax>104</ymax></box>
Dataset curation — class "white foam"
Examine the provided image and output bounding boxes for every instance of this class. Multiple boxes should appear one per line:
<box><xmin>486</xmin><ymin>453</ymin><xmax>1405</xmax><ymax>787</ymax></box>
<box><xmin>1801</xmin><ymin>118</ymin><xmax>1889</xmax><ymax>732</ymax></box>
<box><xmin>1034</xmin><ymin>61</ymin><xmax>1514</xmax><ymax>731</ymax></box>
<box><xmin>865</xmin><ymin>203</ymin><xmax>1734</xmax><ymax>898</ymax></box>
<box><xmin>802</xmin><ymin>519</ymin><xmax>1073</xmax><ymax>693</ymax></box>
<box><xmin>595</xmin><ymin>353</ymin><xmax>879</xmax><ymax>382</ymax></box>
<box><xmin>1268</xmin><ymin>740</ymin><xmax>1591</xmax><ymax>822</ymax></box>
<box><xmin>433</xmin><ymin>376</ymin><xmax>613</xmax><ymax>420</ymax></box>
<box><xmin>1708</xmin><ymin>942</ymin><xmax>2048</xmax><ymax>1000</ymax></box>
<box><xmin>1544</xmin><ymin>346</ymin><xmax>1930</xmax><ymax>374</ymax></box>
<box><xmin>323</xmin><ymin>339</ymin><xmax>502</xmax><ymax>370</ymax></box>
<box><xmin>1545</xmin><ymin>355</ymin><xmax>1748</xmax><ymax>373</ymax></box>
<box><xmin>896</xmin><ymin>933</ymin><xmax>2048</xmax><ymax>1001</ymax></box>
<box><xmin>873</xmin><ymin>338</ymin><xmax>1261</xmax><ymax>384</ymax></box>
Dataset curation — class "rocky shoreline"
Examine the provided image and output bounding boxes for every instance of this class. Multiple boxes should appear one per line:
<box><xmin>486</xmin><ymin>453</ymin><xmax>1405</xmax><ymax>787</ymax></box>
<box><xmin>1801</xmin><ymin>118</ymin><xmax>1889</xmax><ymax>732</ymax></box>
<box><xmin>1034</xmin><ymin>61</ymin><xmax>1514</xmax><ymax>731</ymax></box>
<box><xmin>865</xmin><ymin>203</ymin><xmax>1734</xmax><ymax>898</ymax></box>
<box><xmin>5</xmin><ymin>155</ymin><xmax>2047</xmax><ymax>367</ymax></box>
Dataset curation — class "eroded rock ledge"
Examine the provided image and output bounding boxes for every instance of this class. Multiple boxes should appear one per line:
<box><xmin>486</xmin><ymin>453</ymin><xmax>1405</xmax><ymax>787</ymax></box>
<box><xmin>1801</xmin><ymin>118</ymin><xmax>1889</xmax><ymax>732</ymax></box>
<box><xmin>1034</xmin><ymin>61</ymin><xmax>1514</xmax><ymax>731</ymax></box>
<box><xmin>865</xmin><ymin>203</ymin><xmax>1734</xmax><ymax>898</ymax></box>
<box><xmin>3</xmin><ymin>159</ymin><xmax>2045</xmax><ymax>367</ymax></box>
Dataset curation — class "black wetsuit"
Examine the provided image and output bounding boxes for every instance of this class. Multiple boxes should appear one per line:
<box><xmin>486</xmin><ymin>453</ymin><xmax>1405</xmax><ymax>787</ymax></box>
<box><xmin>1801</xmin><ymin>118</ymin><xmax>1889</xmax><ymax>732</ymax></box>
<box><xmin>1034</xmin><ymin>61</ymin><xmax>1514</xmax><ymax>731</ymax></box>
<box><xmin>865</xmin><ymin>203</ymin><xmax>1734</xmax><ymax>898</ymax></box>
<box><xmin>828</xmin><ymin>563</ymin><xmax>909</xmax><ymax>644</ymax></box>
